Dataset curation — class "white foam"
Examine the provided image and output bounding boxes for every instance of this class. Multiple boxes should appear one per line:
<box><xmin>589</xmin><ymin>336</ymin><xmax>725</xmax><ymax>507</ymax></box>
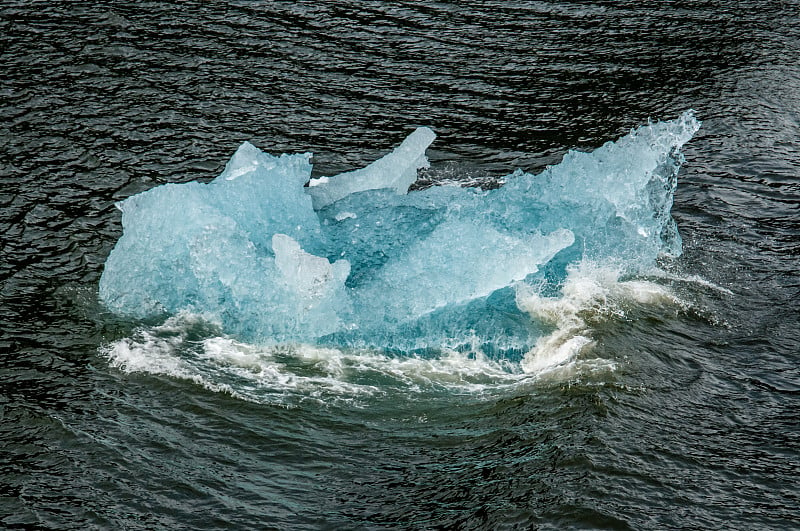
<box><xmin>100</xmin><ymin>263</ymin><xmax>699</xmax><ymax>403</ymax></box>
<box><xmin>101</xmin><ymin>314</ymin><xmax>533</xmax><ymax>405</ymax></box>
<box><xmin>651</xmin><ymin>270</ymin><xmax>734</xmax><ymax>296</ymax></box>
<box><xmin>517</xmin><ymin>261</ymin><xmax>681</xmax><ymax>374</ymax></box>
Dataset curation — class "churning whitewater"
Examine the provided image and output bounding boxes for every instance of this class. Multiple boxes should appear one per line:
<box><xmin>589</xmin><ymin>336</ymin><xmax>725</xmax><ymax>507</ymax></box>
<box><xmin>100</xmin><ymin>112</ymin><xmax>700</xmax><ymax>399</ymax></box>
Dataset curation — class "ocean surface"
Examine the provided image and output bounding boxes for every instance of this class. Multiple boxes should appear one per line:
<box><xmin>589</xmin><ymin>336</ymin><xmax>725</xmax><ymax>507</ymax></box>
<box><xmin>1</xmin><ymin>1</ymin><xmax>798</xmax><ymax>529</ymax></box>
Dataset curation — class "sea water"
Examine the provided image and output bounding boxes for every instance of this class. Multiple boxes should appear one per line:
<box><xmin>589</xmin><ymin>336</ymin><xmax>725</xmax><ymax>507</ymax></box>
<box><xmin>5</xmin><ymin>2</ymin><xmax>798</xmax><ymax>528</ymax></box>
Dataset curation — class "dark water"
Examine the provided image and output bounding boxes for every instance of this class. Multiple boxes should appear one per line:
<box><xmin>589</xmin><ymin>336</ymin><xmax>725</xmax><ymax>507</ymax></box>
<box><xmin>2</xmin><ymin>1</ymin><xmax>799</xmax><ymax>529</ymax></box>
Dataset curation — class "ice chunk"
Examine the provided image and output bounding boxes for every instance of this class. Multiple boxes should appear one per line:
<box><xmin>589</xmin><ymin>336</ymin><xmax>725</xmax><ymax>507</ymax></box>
<box><xmin>334</xmin><ymin>211</ymin><xmax>356</xmax><ymax>221</ymax></box>
<box><xmin>353</xmin><ymin>222</ymin><xmax>574</xmax><ymax>323</ymax></box>
<box><xmin>99</xmin><ymin>146</ymin><xmax>348</xmax><ymax>342</ymax></box>
<box><xmin>307</xmin><ymin>127</ymin><xmax>436</xmax><ymax>210</ymax></box>
<box><xmin>99</xmin><ymin>112</ymin><xmax>700</xmax><ymax>356</ymax></box>
<box><xmin>272</xmin><ymin>233</ymin><xmax>350</xmax><ymax>301</ymax></box>
<box><xmin>488</xmin><ymin>110</ymin><xmax>701</xmax><ymax>270</ymax></box>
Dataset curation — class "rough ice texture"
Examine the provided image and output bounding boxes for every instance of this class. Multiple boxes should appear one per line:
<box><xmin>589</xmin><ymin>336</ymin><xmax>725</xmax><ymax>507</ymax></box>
<box><xmin>99</xmin><ymin>112</ymin><xmax>700</xmax><ymax>352</ymax></box>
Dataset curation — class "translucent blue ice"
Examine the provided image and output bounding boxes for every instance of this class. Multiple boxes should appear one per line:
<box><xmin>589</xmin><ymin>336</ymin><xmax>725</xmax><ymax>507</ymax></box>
<box><xmin>99</xmin><ymin>111</ymin><xmax>700</xmax><ymax>353</ymax></box>
<box><xmin>307</xmin><ymin>126</ymin><xmax>436</xmax><ymax>210</ymax></box>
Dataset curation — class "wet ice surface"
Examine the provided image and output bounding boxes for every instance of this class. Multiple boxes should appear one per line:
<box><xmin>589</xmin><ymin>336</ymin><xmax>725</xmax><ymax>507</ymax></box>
<box><xmin>99</xmin><ymin>112</ymin><xmax>700</xmax><ymax>364</ymax></box>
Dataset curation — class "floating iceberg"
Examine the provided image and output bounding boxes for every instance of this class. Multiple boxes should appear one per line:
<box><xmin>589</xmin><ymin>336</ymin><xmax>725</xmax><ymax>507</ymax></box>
<box><xmin>99</xmin><ymin>112</ymin><xmax>700</xmax><ymax>357</ymax></box>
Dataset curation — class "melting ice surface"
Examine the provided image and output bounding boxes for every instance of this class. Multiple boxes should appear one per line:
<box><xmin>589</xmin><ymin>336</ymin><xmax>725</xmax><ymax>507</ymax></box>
<box><xmin>100</xmin><ymin>112</ymin><xmax>700</xmax><ymax>390</ymax></box>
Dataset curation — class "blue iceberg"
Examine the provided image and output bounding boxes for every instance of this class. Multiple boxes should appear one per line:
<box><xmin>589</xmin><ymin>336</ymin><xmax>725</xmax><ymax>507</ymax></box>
<box><xmin>99</xmin><ymin>112</ymin><xmax>700</xmax><ymax>356</ymax></box>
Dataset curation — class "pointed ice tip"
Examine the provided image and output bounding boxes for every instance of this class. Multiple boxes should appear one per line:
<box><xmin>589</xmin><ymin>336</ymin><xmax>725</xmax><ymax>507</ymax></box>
<box><xmin>412</xmin><ymin>126</ymin><xmax>436</xmax><ymax>142</ymax></box>
<box><xmin>306</xmin><ymin>125</ymin><xmax>438</xmax><ymax>210</ymax></box>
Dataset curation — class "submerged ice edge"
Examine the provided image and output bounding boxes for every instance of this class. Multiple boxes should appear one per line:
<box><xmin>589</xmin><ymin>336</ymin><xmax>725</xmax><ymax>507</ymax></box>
<box><xmin>99</xmin><ymin>111</ymin><xmax>701</xmax><ymax>357</ymax></box>
<box><xmin>100</xmin><ymin>263</ymin><xmax>693</xmax><ymax>403</ymax></box>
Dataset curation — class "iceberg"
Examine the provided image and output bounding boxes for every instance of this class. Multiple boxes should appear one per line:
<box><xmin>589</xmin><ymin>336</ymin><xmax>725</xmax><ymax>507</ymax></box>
<box><xmin>99</xmin><ymin>111</ymin><xmax>700</xmax><ymax>354</ymax></box>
